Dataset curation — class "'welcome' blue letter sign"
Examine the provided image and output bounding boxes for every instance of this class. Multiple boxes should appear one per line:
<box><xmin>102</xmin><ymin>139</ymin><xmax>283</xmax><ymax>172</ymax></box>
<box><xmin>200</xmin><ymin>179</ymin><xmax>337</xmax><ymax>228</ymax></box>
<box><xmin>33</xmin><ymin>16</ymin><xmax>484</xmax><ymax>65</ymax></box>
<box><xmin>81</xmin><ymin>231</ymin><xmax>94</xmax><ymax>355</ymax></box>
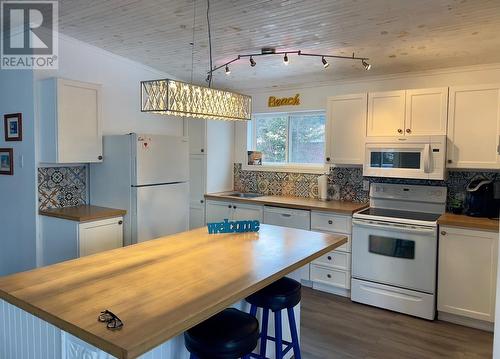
<box><xmin>207</xmin><ymin>219</ymin><xmax>260</xmax><ymax>234</ymax></box>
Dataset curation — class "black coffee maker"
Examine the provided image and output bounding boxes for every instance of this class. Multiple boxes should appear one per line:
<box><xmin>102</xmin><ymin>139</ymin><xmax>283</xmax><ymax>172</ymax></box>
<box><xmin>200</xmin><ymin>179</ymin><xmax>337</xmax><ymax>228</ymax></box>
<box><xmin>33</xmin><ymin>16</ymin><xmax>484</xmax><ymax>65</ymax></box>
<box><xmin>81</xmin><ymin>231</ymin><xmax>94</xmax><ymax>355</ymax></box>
<box><xmin>464</xmin><ymin>176</ymin><xmax>499</xmax><ymax>218</ymax></box>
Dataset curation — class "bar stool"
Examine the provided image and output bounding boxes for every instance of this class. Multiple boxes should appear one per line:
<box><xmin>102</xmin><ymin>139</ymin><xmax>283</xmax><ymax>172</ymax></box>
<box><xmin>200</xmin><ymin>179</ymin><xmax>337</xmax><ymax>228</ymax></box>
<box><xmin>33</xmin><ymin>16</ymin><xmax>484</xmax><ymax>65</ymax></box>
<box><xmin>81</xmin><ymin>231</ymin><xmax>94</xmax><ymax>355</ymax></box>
<box><xmin>184</xmin><ymin>308</ymin><xmax>259</xmax><ymax>359</ymax></box>
<box><xmin>246</xmin><ymin>277</ymin><xmax>302</xmax><ymax>359</ymax></box>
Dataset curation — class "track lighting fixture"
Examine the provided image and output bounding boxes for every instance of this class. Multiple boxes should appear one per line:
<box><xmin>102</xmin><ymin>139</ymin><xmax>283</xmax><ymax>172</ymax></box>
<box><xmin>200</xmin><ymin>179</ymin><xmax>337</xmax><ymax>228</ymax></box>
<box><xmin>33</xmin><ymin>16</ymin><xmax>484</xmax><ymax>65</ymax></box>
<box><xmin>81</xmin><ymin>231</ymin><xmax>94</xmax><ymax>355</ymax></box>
<box><xmin>283</xmin><ymin>53</ymin><xmax>289</xmax><ymax>65</ymax></box>
<box><xmin>225</xmin><ymin>65</ymin><xmax>231</xmax><ymax>75</ymax></box>
<box><xmin>206</xmin><ymin>47</ymin><xmax>370</xmax><ymax>77</ymax></box>
<box><xmin>322</xmin><ymin>56</ymin><xmax>329</xmax><ymax>68</ymax></box>
<box><xmin>362</xmin><ymin>59</ymin><xmax>371</xmax><ymax>70</ymax></box>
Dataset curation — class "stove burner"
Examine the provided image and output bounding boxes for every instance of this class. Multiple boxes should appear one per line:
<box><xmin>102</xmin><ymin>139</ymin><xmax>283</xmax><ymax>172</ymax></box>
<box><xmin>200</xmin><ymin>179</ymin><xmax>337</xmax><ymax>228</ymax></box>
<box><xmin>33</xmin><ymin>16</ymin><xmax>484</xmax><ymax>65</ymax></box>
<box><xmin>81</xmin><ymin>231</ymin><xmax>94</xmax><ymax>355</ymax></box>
<box><xmin>356</xmin><ymin>208</ymin><xmax>441</xmax><ymax>223</ymax></box>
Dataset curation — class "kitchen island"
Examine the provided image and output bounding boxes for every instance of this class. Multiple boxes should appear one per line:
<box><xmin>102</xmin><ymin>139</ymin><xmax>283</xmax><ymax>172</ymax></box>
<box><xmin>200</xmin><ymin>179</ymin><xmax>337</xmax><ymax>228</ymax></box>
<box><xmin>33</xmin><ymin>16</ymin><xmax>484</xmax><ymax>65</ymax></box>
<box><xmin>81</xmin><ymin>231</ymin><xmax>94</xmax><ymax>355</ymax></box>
<box><xmin>0</xmin><ymin>224</ymin><xmax>346</xmax><ymax>359</ymax></box>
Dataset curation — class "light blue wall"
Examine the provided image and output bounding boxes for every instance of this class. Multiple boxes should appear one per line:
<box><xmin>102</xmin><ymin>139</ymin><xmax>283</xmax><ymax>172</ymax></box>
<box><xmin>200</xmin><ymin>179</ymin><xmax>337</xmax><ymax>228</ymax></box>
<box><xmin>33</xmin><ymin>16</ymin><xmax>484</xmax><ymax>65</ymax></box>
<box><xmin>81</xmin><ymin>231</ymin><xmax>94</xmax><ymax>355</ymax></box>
<box><xmin>0</xmin><ymin>69</ymin><xmax>37</xmax><ymax>275</ymax></box>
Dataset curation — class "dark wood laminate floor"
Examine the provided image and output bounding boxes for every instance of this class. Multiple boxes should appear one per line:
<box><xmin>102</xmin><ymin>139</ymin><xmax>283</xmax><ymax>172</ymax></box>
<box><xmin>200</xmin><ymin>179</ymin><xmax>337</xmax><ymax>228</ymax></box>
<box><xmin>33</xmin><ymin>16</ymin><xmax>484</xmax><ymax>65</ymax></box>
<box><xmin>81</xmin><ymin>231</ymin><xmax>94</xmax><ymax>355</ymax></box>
<box><xmin>301</xmin><ymin>288</ymin><xmax>493</xmax><ymax>359</ymax></box>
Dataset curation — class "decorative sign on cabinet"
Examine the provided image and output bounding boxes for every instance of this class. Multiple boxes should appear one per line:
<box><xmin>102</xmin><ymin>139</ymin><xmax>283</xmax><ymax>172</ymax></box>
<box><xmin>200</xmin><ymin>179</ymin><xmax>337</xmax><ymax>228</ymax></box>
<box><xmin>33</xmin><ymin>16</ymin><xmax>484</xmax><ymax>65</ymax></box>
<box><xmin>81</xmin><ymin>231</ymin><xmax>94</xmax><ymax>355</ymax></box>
<box><xmin>38</xmin><ymin>78</ymin><xmax>103</xmax><ymax>164</ymax></box>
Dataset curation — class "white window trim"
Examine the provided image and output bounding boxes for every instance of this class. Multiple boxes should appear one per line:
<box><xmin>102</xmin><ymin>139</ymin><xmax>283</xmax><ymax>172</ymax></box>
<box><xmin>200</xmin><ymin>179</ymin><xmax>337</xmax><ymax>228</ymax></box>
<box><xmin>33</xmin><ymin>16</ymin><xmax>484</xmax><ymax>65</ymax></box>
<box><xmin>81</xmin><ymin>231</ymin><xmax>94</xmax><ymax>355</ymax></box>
<box><xmin>245</xmin><ymin>110</ymin><xmax>328</xmax><ymax>174</ymax></box>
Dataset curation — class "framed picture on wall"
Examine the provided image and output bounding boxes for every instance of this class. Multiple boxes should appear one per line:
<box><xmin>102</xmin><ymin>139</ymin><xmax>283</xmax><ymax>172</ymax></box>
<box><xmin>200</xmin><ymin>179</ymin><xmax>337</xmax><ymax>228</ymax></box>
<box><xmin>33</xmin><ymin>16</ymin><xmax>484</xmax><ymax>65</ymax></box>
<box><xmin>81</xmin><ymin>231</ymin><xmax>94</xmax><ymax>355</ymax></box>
<box><xmin>4</xmin><ymin>113</ymin><xmax>22</xmax><ymax>141</ymax></box>
<box><xmin>0</xmin><ymin>148</ymin><xmax>13</xmax><ymax>175</ymax></box>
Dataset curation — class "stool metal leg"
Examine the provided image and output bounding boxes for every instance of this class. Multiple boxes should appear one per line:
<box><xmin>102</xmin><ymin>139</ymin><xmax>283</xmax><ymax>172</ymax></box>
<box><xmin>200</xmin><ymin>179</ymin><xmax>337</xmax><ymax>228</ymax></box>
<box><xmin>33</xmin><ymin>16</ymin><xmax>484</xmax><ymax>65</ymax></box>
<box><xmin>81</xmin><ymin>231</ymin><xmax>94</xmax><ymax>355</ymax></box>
<box><xmin>250</xmin><ymin>304</ymin><xmax>257</xmax><ymax>317</ymax></box>
<box><xmin>287</xmin><ymin>307</ymin><xmax>301</xmax><ymax>359</ymax></box>
<box><xmin>259</xmin><ymin>308</ymin><xmax>269</xmax><ymax>357</ymax></box>
<box><xmin>274</xmin><ymin>310</ymin><xmax>283</xmax><ymax>359</ymax></box>
<box><xmin>189</xmin><ymin>354</ymin><xmax>196</xmax><ymax>359</ymax></box>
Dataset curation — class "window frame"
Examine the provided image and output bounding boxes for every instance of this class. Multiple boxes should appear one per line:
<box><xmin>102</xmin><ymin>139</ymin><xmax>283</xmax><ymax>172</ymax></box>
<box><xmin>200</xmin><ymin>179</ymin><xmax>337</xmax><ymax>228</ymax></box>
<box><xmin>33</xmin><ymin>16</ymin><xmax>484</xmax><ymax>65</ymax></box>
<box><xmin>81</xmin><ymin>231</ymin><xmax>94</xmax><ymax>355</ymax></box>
<box><xmin>244</xmin><ymin>110</ymin><xmax>328</xmax><ymax>174</ymax></box>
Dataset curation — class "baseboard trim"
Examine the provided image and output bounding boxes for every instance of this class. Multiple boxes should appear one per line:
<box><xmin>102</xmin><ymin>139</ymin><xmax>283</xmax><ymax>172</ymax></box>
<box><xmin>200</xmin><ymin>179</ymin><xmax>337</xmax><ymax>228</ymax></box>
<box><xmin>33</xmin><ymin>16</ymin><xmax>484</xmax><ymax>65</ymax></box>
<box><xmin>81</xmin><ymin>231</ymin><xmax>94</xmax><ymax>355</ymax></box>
<box><xmin>312</xmin><ymin>281</ymin><xmax>351</xmax><ymax>298</ymax></box>
<box><xmin>438</xmin><ymin>311</ymin><xmax>494</xmax><ymax>332</ymax></box>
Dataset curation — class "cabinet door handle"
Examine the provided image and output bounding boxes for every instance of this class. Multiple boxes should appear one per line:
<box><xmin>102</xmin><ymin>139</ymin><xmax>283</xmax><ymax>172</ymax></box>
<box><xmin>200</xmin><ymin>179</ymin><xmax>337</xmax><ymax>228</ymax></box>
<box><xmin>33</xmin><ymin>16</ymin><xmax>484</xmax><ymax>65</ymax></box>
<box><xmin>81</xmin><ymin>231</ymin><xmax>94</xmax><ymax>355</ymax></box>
<box><xmin>328</xmin><ymin>220</ymin><xmax>333</xmax><ymax>225</ymax></box>
<box><xmin>397</xmin><ymin>129</ymin><xmax>403</xmax><ymax>134</ymax></box>
<box><xmin>98</xmin><ymin>155</ymin><xmax>103</xmax><ymax>160</ymax></box>
<box><xmin>440</xmin><ymin>231</ymin><xmax>446</xmax><ymax>235</ymax></box>
<box><xmin>233</xmin><ymin>206</ymin><xmax>237</xmax><ymax>209</ymax></box>
<box><xmin>497</xmin><ymin>136</ymin><xmax>500</xmax><ymax>154</ymax></box>
<box><xmin>406</xmin><ymin>128</ymin><xmax>411</xmax><ymax>134</ymax></box>
<box><xmin>118</xmin><ymin>220</ymin><xmax>123</xmax><ymax>225</ymax></box>
<box><xmin>326</xmin><ymin>157</ymin><xmax>331</xmax><ymax>162</ymax></box>
<box><xmin>447</xmin><ymin>159</ymin><xmax>453</xmax><ymax>164</ymax></box>
<box><xmin>327</xmin><ymin>274</ymin><xmax>332</xmax><ymax>279</ymax></box>
<box><xmin>327</xmin><ymin>256</ymin><xmax>332</xmax><ymax>261</ymax></box>
<box><xmin>228</xmin><ymin>205</ymin><xmax>232</xmax><ymax>208</ymax></box>
<box><xmin>201</xmin><ymin>149</ymin><xmax>205</xmax><ymax>153</ymax></box>
<box><xmin>200</xmin><ymin>200</ymin><xmax>204</xmax><ymax>204</ymax></box>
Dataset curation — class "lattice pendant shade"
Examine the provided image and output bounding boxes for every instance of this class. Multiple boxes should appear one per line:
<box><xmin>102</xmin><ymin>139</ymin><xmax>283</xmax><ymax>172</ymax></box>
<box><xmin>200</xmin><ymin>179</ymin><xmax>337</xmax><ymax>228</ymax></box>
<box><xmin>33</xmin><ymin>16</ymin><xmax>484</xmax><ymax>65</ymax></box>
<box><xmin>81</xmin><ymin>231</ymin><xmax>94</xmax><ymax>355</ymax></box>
<box><xmin>141</xmin><ymin>79</ymin><xmax>252</xmax><ymax>121</ymax></box>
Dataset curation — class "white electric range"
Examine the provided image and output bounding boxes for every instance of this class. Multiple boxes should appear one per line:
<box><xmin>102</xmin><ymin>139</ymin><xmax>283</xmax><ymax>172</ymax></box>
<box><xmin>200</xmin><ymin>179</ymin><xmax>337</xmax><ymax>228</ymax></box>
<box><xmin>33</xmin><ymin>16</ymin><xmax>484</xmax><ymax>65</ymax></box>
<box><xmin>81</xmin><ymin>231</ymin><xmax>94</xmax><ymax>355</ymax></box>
<box><xmin>351</xmin><ymin>183</ymin><xmax>447</xmax><ymax>320</ymax></box>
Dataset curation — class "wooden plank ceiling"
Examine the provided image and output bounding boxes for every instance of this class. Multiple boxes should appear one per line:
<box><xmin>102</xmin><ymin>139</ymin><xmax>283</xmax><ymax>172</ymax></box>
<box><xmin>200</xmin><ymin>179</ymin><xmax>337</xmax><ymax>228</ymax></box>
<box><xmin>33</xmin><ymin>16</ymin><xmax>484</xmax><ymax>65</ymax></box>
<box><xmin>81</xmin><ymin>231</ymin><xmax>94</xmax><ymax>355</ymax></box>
<box><xmin>59</xmin><ymin>0</ymin><xmax>500</xmax><ymax>91</ymax></box>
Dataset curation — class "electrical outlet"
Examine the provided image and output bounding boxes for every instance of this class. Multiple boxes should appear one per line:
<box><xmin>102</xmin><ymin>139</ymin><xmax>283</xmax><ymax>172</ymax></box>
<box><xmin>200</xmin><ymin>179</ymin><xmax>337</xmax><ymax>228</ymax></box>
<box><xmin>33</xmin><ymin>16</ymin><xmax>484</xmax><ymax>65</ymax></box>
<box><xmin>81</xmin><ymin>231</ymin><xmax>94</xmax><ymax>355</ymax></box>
<box><xmin>363</xmin><ymin>180</ymin><xmax>370</xmax><ymax>191</ymax></box>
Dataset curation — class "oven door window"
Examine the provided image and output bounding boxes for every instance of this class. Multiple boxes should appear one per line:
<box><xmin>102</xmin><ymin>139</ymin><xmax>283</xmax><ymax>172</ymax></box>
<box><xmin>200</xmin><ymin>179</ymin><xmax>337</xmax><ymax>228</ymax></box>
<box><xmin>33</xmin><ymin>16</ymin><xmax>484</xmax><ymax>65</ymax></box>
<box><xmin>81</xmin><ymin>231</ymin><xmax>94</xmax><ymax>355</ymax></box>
<box><xmin>369</xmin><ymin>235</ymin><xmax>415</xmax><ymax>259</ymax></box>
<box><xmin>370</xmin><ymin>151</ymin><xmax>420</xmax><ymax>169</ymax></box>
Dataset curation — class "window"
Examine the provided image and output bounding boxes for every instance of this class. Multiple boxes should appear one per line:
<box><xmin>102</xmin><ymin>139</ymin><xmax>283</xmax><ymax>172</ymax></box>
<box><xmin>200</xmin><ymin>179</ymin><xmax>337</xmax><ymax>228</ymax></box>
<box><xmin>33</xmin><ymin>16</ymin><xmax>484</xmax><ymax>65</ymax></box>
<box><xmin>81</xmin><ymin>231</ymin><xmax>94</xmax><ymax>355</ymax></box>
<box><xmin>249</xmin><ymin>111</ymin><xmax>326</xmax><ymax>165</ymax></box>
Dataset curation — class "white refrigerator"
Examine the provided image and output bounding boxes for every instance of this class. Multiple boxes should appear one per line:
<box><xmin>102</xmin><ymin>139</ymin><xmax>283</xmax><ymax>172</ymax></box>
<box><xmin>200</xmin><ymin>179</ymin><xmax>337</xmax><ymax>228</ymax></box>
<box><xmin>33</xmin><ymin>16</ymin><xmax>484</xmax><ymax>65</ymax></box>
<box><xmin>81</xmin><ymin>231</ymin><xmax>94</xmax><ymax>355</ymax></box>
<box><xmin>90</xmin><ymin>134</ymin><xmax>189</xmax><ymax>245</ymax></box>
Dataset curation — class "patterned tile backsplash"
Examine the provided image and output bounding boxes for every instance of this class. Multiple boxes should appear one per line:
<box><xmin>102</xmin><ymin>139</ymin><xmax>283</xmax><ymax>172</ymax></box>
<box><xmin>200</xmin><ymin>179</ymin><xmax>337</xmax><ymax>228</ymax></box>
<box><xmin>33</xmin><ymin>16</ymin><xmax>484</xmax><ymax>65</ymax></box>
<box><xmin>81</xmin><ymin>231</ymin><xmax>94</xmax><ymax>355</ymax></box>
<box><xmin>38</xmin><ymin>166</ymin><xmax>87</xmax><ymax>210</ymax></box>
<box><xmin>233</xmin><ymin>163</ymin><xmax>499</xmax><ymax>210</ymax></box>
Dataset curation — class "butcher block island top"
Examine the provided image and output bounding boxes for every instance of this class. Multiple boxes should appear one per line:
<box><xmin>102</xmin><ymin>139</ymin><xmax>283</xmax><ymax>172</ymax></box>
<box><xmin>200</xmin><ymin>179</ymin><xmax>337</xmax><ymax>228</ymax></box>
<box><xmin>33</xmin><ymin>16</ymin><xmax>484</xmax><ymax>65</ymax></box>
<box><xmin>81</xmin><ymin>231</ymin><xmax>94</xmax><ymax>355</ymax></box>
<box><xmin>0</xmin><ymin>225</ymin><xmax>346</xmax><ymax>359</ymax></box>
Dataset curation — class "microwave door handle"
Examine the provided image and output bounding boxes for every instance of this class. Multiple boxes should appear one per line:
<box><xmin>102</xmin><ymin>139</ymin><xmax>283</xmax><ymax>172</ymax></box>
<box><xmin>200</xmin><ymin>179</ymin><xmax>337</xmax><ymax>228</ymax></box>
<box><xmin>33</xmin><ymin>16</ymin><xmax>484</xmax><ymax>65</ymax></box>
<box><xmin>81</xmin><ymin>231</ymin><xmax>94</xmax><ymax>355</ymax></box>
<box><xmin>352</xmin><ymin>219</ymin><xmax>435</xmax><ymax>235</ymax></box>
<box><xmin>423</xmin><ymin>144</ymin><xmax>431</xmax><ymax>173</ymax></box>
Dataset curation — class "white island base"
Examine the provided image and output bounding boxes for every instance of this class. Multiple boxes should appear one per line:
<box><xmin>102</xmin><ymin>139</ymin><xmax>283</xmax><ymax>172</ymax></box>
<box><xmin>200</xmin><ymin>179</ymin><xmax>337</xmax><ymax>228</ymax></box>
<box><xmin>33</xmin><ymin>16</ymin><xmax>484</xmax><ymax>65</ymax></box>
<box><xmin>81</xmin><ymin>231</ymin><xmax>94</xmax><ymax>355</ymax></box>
<box><xmin>1</xmin><ymin>298</ymin><xmax>300</xmax><ymax>359</ymax></box>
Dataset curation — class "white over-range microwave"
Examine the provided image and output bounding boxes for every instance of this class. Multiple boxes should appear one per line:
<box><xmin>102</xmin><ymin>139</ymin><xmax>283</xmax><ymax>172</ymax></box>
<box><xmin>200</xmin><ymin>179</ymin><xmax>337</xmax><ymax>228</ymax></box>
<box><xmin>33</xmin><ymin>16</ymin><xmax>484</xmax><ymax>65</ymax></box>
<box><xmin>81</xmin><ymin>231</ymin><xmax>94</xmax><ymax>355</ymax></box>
<box><xmin>363</xmin><ymin>135</ymin><xmax>447</xmax><ymax>180</ymax></box>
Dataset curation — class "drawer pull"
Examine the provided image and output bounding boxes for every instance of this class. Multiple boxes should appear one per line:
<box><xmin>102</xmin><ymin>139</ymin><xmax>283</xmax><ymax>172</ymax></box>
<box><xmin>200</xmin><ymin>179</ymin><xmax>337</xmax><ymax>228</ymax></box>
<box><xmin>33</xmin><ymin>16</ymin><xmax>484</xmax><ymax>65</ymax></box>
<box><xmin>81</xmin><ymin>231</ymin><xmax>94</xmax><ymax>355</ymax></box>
<box><xmin>228</xmin><ymin>205</ymin><xmax>232</xmax><ymax>208</ymax></box>
<box><xmin>327</xmin><ymin>274</ymin><xmax>332</xmax><ymax>279</ymax></box>
<box><xmin>440</xmin><ymin>231</ymin><xmax>446</xmax><ymax>235</ymax></box>
<box><xmin>327</xmin><ymin>256</ymin><xmax>332</xmax><ymax>261</ymax></box>
<box><xmin>118</xmin><ymin>220</ymin><xmax>123</xmax><ymax>225</ymax></box>
<box><xmin>328</xmin><ymin>220</ymin><xmax>333</xmax><ymax>224</ymax></box>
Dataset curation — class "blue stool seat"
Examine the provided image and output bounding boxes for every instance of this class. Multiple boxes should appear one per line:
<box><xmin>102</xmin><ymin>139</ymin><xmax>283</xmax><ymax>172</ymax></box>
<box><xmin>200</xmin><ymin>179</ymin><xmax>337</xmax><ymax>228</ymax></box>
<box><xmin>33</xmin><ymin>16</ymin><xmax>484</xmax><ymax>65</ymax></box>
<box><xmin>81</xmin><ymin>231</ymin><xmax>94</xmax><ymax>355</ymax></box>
<box><xmin>246</xmin><ymin>277</ymin><xmax>302</xmax><ymax>359</ymax></box>
<box><xmin>246</xmin><ymin>277</ymin><xmax>301</xmax><ymax>312</ymax></box>
<box><xmin>184</xmin><ymin>308</ymin><xmax>259</xmax><ymax>359</ymax></box>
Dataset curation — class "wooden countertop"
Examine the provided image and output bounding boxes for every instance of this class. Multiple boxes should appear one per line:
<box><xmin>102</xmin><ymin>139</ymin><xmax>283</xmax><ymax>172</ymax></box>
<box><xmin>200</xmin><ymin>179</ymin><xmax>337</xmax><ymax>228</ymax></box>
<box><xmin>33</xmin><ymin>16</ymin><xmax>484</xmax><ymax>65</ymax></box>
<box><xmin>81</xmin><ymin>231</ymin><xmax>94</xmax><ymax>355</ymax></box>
<box><xmin>205</xmin><ymin>192</ymin><xmax>368</xmax><ymax>215</ymax></box>
<box><xmin>0</xmin><ymin>225</ymin><xmax>346</xmax><ymax>359</ymax></box>
<box><xmin>438</xmin><ymin>213</ymin><xmax>499</xmax><ymax>232</ymax></box>
<box><xmin>39</xmin><ymin>205</ymin><xmax>127</xmax><ymax>222</ymax></box>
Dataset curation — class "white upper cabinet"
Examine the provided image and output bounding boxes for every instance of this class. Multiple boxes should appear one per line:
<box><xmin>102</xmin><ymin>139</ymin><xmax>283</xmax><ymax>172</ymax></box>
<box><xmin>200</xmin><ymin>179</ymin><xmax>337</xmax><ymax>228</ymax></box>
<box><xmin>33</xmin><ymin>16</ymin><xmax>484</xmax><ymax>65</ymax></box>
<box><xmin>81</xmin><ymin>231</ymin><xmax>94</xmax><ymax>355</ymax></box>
<box><xmin>367</xmin><ymin>88</ymin><xmax>448</xmax><ymax>137</ymax></box>
<box><xmin>405</xmin><ymin>88</ymin><xmax>448</xmax><ymax>136</ymax></box>
<box><xmin>447</xmin><ymin>84</ymin><xmax>500</xmax><ymax>169</ymax></box>
<box><xmin>39</xmin><ymin>78</ymin><xmax>102</xmax><ymax>163</ymax></box>
<box><xmin>367</xmin><ymin>90</ymin><xmax>406</xmax><ymax>136</ymax></box>
<box><xmin>326</xmin><ymin>93</ymin><xmax>367</xmax><ymax>165</ymax></box>
<box><xmin>188</xmin><ymin>119</ymin><xmax>207</xmax><ymax>155</ymax></box>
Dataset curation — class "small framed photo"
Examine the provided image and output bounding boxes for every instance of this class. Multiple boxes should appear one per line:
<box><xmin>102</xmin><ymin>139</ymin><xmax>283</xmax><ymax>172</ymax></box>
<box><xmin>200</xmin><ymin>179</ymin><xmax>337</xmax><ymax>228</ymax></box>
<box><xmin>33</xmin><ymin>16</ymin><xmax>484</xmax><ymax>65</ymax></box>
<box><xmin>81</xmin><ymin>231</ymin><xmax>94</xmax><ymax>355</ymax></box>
<box><xmin>4</xmin><ymin>113</ymin><xmax>22</xmax><ymax>141</ymax></box>
<box><xmin>0</xmin><ymin>148</ymin><xmax>13</xmax><ymax>175</ymax></box>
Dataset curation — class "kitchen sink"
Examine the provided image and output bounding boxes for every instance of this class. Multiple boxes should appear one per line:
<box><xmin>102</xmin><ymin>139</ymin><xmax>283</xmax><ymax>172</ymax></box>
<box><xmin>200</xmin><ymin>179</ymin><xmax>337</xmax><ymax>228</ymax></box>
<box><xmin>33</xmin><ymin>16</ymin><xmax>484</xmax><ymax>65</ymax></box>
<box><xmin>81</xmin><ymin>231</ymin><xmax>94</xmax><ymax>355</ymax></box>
<box><xmin>226</xmin><ymin>192</ymin><xmax>264</xmax><ymax>198</ymax></box>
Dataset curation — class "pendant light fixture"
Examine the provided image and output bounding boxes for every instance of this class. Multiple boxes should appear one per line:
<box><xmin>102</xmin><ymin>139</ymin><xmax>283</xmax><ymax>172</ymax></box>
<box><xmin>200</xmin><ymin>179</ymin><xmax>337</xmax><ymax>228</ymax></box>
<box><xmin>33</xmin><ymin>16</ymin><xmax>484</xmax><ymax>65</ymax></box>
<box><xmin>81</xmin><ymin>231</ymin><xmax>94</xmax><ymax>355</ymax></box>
<box><xmin>141</xmin><ymin>0</ymin><xmax>252</xmax><ymax>121</ymax></box>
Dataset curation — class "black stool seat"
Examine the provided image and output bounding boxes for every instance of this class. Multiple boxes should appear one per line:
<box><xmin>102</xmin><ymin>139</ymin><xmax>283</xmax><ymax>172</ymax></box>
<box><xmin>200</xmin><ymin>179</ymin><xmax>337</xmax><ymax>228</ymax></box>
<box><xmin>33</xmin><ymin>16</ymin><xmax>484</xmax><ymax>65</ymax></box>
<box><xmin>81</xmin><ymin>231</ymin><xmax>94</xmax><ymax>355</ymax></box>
<box><xmin>246</xmin><ymin>277</ymin><xmax>301</xmax><ymax>312</ymax></box>
<box><xmin>184</xmin><ymin>308</ymin><xmax>259</xmax><ymax>359</ymax></box>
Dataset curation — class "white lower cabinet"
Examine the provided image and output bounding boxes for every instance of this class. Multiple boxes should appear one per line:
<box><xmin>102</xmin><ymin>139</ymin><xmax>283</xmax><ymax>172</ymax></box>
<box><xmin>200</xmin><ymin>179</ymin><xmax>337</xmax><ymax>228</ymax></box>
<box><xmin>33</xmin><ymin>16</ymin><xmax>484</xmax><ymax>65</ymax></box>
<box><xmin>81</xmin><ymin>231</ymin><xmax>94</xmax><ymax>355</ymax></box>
<box><xmin>438</xmin><ymin>226</ymin><xmax>498</xmax><ymax>330</ymax></box>
<box><xmin>310</xmin><ymin>211</ymin><xmax>353</xmax><ymax>297</ymax></box>
<box><xmin>41</xmin><ymin>216</ymin><xmax>124</xmax><ymax>266</ymax></box>
<box><xmin>79</xmin><ymin>218</ymin><xmax>124</xmax><ymax>257</ymax></box>
<box><xmin>206</xmin><ymin>200</ymin><xmax>263</xmax><ymax>223</ymax></box>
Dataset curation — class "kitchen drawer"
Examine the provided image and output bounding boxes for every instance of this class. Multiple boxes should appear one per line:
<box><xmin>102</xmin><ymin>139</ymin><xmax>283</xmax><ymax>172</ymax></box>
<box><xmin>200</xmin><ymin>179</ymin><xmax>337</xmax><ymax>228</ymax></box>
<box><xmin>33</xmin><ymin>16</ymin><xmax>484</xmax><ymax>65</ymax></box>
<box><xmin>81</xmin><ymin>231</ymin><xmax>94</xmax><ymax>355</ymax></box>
<box><xmin>311</xmin><ymin>211</ymin><xmax>351</xmax><ymax>234</ymax></box>
<box><xmin>310</xmin><ymin>264</ymin><xmax>351</xmax><ymax>290</ymax></box>
<box><xmin>313</xmin><ymin>251</ymin><xmax>351</xmax><ymax>271</ymax></box>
